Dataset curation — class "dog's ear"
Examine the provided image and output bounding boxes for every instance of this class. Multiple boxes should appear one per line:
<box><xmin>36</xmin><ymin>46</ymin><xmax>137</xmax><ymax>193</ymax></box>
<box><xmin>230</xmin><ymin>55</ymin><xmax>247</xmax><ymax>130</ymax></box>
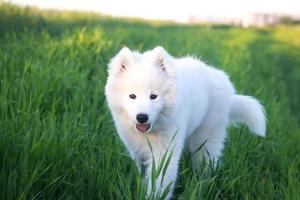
<box><xmin>152</xmin><ymin>46</ymin><xmax>173</xmax><ymax>76</ymax></box>
<box><xmin>153</xmin><ymin>46</ymin><xmax>167</xmax><ymax>70</ymax></box>
<box><xmin>108</xmin><ymin>47</ymin><xmax>133</xmax><ymax>74</ymax></box>
<box><xmin>118</xmin><ymin>47</ymin><xmax>133</xmax><ymax>72</ymax></box>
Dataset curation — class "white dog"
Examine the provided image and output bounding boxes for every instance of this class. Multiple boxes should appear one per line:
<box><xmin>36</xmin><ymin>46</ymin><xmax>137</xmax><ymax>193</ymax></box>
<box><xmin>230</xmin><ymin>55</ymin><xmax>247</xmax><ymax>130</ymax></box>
<box><xmin>105</xmin><ymin>46</ymin><xmax>266</xmax><ymax>199</ymax></box>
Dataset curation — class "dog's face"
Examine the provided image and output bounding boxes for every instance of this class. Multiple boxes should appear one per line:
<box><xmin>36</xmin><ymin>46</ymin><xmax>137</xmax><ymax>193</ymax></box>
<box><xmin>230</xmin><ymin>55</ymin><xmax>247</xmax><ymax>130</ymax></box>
<box><xmin>105</xmin><ymin>46</ymin><xmax>176</xmax><ymax>133</ymax></box>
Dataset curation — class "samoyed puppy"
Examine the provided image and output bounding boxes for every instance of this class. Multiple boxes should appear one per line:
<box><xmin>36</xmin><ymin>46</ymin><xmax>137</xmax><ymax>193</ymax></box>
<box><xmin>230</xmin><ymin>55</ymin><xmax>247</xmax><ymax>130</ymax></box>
<box><xmin>105</xmin><ymin>46</ymin><xmax>266</xmax><ymax>199</ymax></box>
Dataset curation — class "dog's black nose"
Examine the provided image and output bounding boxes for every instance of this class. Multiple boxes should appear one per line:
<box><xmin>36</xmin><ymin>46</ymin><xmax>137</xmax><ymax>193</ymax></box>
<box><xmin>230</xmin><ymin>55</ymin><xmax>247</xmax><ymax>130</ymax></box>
<box><xmin>136</xmin><ymin>113</ymin><xmax>148</xmax><ymax>123</ymax></box>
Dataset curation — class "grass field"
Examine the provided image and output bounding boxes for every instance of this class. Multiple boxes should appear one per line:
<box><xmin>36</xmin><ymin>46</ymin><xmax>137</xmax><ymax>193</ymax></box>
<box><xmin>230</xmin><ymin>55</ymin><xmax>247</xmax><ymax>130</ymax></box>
<box><xmin>1</xmin><ymin>3</ymin><xmax>300</xmax><ymax>200</ymax></box>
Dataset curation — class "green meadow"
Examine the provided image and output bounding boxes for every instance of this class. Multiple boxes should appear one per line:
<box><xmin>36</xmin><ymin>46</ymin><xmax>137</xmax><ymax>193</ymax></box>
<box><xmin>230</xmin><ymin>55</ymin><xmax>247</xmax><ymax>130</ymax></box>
<box><xmin>1</xmin><ymin>3</ymin><xmax>300</xmax><ymax>199</ymax></box>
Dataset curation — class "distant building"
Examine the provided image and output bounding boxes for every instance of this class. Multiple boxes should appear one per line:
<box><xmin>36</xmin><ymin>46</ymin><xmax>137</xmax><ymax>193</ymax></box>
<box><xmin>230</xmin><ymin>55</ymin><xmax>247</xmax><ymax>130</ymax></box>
<box><xmin>188</xmin><ymin>15</ymin><xmax>241</xmax><ymax>26</ymax></box>
<box><xmin>241</xmin><ymin>13</ymin><xmax>279</xmax><ymax>27</ymax></box>
<box><xmin>188</xmin><ymin>13</ymin><xmax>300</xmax><ymax>27</ymax></box>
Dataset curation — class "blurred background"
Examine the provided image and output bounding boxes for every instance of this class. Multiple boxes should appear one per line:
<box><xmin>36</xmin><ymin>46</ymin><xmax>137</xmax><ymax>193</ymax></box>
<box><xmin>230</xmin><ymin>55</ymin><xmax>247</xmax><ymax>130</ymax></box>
<box><xmin>5</xmin><ymin>0</ymin><xmax>300</xmax><ymax>26</ymax></box>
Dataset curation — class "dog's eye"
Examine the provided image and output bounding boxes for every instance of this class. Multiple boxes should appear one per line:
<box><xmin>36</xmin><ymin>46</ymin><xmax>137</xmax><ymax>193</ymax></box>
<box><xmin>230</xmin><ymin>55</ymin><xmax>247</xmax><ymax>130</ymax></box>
<box><xmin>129</xmin><ymin>94</ymin><xmax>136</xmax><ymax>99</ymax></box>
<box><xmin>150</xmin><ymin>94</ymin><xmax>158</xmax><ymax>100</ymax></box>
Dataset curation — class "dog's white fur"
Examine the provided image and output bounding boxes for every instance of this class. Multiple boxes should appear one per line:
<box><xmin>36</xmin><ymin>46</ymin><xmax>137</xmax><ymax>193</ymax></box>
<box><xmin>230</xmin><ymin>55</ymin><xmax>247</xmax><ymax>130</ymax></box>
<box><xmin>105</xmin><ymin>46</ymin><xmax>266</xmax><ymax>199</ymax></box>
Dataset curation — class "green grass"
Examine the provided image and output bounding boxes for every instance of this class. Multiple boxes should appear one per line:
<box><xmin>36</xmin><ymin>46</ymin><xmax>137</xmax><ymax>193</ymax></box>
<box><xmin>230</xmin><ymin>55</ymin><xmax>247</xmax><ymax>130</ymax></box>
<box><xmin>1</xmin><ymin>3</ymin><xmax>300</xmax><ymax>200</ymax></box>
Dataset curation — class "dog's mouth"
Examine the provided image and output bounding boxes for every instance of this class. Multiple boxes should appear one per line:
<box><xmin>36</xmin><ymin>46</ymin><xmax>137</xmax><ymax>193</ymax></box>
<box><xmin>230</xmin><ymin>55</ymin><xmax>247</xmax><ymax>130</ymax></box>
<box><xmin>136</xmin><ymin>123</ymin><xmax>151</xmax><ymax>133</ymax></box>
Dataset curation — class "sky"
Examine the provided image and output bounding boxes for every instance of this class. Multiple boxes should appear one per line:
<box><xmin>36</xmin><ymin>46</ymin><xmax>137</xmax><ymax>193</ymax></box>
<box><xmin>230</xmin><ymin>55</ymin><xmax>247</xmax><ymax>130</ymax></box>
<box><xmin>6</xmin><ymin>0</ymin><xmax>300</xmax><ymax>22</ymax></box>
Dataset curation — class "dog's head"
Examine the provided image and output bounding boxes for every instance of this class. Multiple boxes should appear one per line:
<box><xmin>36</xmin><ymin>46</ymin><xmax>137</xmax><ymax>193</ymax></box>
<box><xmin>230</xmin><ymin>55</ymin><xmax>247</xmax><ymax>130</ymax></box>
<box><xmin>105</xmin><ymin>46</ymin><xmax>176</xmax><ymax>133</ymax></box>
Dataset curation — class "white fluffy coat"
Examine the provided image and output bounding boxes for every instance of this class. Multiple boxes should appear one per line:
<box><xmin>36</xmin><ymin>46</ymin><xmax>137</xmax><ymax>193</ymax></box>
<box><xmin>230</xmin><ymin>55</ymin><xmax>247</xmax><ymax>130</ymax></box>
<box><xmin>105</xmin><ymin>46</ymin><xmax>266</xmax><ymax>199</ymax></box>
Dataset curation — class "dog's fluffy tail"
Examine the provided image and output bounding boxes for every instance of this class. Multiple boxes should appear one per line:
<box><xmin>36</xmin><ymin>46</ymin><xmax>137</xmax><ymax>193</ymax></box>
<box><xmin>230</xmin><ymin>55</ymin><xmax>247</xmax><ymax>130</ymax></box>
<box><xmin>229</xmin><ymin>95</ymin><xmax>266</xmax><ymax>136</ymax></box>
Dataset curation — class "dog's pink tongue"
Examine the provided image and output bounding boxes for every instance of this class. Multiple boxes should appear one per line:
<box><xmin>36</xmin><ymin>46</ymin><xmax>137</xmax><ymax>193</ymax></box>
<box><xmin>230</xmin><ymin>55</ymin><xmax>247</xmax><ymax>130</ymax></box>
<box><xmin>136</xmin><ymin>124</ymin><xmax>150</xmax><ymax>133</ymax></box>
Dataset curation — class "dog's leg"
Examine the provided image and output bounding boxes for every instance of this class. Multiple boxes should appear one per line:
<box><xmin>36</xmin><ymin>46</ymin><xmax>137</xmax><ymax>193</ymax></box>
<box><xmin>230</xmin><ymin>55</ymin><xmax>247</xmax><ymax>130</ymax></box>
<box><xmin>145</xmin><ymin>138</ymin><xmax>184</xmax><ymax>200</ymax></box>
<box><xmin>188</xmin><ymin>126</ymin><xmax>227</xmax><ymax>172</ymax></box>
<box><xmin>203</xmin><ymin>126</ymin><xmax>226</xmax><ymax>165</ymax></box>
<box><xmin>135</xmin><ymin>154</ymin><xmax>149</xmax><ymax>177</ymax></box>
